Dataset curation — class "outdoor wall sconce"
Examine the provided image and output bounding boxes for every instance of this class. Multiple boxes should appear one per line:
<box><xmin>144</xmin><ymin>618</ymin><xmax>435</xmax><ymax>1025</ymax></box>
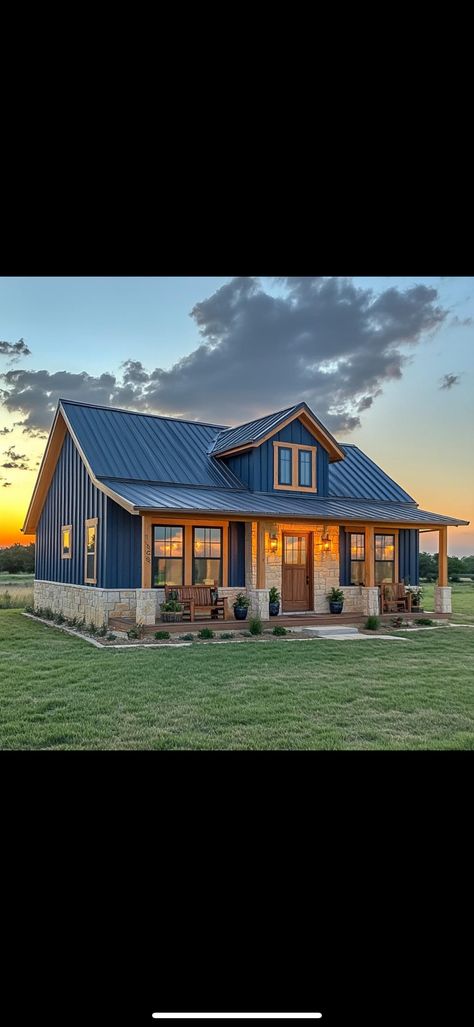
<box><xmin>320</xmin><ymin>527</ymin><xmax>331</xmax><ymax>553</ymax></box>
<box><xmin>269</xmin><ymin>532</ymin><xmax>279</xmax><ymax>554</ymax></box>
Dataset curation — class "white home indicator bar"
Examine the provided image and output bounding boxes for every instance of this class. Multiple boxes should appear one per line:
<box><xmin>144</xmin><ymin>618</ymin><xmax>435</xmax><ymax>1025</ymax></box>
<box><xmin>152</xmin><ymin>1016</ymin><xmax>322</xmax><ymax>1020</ymax></box>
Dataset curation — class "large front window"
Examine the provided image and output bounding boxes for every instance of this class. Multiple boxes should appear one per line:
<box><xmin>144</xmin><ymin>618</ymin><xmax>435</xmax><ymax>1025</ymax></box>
<box><xmin>193</xmin><ymin>527</ymin><xmax>222</xmax><ymax>585</ymax></box>
<box><xmin>375</xmin><ymin>533</ymin><xmax>395</xmax><ymax>584</ymax></box>
<box><xmin>350</xmin><ymin>532</ymin><xmax>365</xmax><ymax>585</ymax></box>
<box><xmin>153</xmin><ymin>525</ymin><xmax>184</xmax><ymax>586</ymax></box>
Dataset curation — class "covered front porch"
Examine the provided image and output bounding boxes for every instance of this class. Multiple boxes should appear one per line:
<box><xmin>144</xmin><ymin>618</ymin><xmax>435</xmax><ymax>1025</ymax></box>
<box><xmin>130</xmin><ymin>514</ymin><xmax>453</xmax><ymax>626</ymax></box>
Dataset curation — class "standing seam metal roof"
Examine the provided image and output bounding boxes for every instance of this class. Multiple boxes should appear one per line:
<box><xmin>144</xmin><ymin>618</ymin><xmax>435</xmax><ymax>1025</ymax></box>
<box><xmin>99</xmin><ymin>479</ymin><xmax>469</xmax><ymax>525</ymax></box>
<box><xmin>60</xmin><ymin>400</ymin><xmax>243</xmax><ymax>488</ymax></box>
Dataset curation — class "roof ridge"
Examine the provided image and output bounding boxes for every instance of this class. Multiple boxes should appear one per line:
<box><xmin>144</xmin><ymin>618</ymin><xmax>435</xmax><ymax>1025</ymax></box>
<box><xmin>59</xmin><ymin>398</ymin><xmax>229</xmax><ymax>430</ymax></box>
<box><xmin>211</xmin><ymin>404</ymin><xmax>299</xmax><ymax>440</ymax></box>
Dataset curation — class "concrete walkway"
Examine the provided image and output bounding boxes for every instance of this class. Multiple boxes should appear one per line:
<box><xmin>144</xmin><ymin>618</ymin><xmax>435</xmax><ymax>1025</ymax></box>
<box><xmin>287</xmin><ymin>625</ymin><xmax>408</xmax><ymax>641</ymax></box>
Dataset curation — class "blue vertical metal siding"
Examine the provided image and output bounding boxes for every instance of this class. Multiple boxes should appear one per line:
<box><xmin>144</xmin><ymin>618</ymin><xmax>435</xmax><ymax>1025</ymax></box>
<box><xmin>35</xmin><ymin>432</ymin><xmax>107</xmax><ymax>586</ymax></box>
<box><xmin>398</xmin><ymin>529</ymin><xmax>419</xmax><ymax>585</ymax></box>
<box><xmin>105</xmin><ymin>501</ymin><xmax>142</xmax><ymax>588</ymax></box>
<box><xmin>224</xmin><ymin>418</ymin><xmax>329</xmax><ymax>496</ymax></box>
<box><xmin>228</xmin><ymin>521</ymin><xmax>245</xmax><ymax>586</ymax></box>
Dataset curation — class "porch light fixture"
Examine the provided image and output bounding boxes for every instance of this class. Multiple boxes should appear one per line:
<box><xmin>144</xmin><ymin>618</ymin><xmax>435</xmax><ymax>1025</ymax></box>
<box><xmin>269</xmin><ymin>532</ymin><xmax>279</xmax><ymax>554</ymax></box>
<box><xmin>320</xmin><ymin>526</ymin><xmax>331</xmax><ymax>553</ymax></box>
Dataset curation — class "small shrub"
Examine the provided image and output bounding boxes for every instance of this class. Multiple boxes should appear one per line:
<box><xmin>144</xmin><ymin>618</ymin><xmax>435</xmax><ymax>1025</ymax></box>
<box><xmin>221</xmin><ymin>632</ymin><xmax>234</xmax><ymax>639</ymax></box>
<box><xmin>232</xmin><ymin>592</ymin><xmax>250</xmax><ymax>609</ymax></box>
<box><xmin>127</xmin><ymin>623</ymin><xmax>145</xmax><ymax>639</ymax></box>
<box><xmin>0</xmin><ymin>591</ymin><xmax>12</xmax><ymax>609</ymax></box>
<box><xmin>87</xmin><ymin>621</ymin><xmax>97</xmax><ymax>635</ymax></box>
<box><xmin>96</xmin><ymin>623</ymin><xmax>108</xmax><ymax>637</ymax></box>
<box><xmin>24</xmin><ymin>604</ymin><xmax>35</xmax><ymax>614</ymax></box>
<box><xmin>198</xmin><ymin>627</ymin><xmax>214</xmax><ymax>639</ymax></box>
<box><xmin>242</xmin><ymin>630</ymin><xmax>252</xmax><ymax>637</ymax></box>
<box><xmin>416</xmin><ymin>618</ymin><xmax>434</xmax><ymax>626</ymax></box>
<box><xmin>272</xmin><ymin>625</ymin><xmax>287</xmax><ymax>636</ymax></box>
<box><xmin>365</xmin><ymin>615</ymin><xmax>380</xmax><ymax>631</ymax></box>
<box><xmin>268</xmin><ymin>587</ymin><xmax>281</xmax><ymax>604</ymax></box>
<box><xmin>160</xmin><ymin>600</ymin><xmax>183</xmax><ymax>613</ymax></box>
<box><xmin>154</xmin><ymin>630</ymin><xmax>171</xmax><ymax>640</ymax></box>
<box><xmin>67</xmin><ymin>616</ymin><xmax>78</xmax><ymax>628</ymax></box>
<box><xmin>54</xmin><ymin>612</ymin><xmax>65</xmax><ymax>625</ymax></box>
<box><xmin>106</xmin><ymin>632</ymin><xmax>117</xmax><ymax>641</ymax></box>
<box><xmin>180</xmin><ymin>633</ymin><xmax>195</xmax><ymax>641</ymax></box>
<box><xmin>43</xmin><ymin>607</ymin><xmax>55</xmax><ymax>620</ymax></box>
<box><xmin>248</xmin><ymin>615</ymin><xmax>263</xmax><ymax>635</ymax></box>
<box><xmin>391</xmin><ymin>616</ymin><xmax>404</xmax><ymax>628</ymax></box>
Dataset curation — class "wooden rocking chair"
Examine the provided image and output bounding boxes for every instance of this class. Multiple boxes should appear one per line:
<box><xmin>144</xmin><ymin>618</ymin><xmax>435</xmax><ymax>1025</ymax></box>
<box><xmin>380</xmin><ymin>583</ymin><xmax>409</xmax><ymax>614</ymax></box>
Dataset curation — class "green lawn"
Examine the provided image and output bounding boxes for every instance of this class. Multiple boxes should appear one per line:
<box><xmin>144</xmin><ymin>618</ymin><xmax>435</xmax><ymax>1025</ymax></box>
<box><xmin>422</xmin><ymin>581</ymin><xmax>474</xmax><ymax>622</ymax></box>
<box><xmin>1</xmin><ymin>609</ymin><xmax>473</xmax><ymax>750</ymax></box>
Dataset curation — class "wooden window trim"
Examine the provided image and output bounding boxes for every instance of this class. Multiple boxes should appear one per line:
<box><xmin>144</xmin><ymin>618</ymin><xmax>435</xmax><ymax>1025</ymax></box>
<box><xmin>142</xmin><ymin>515</ymin><xmax>229</xmax><ymax>588</ymax></box>
<box><xmin>152</xmin><ymin>524</ymin><xmax>185</xmax><ymax>588</ymax></box>
<box><xmin>84</xmin><ymin>517</ymin><xmax>98</xmax><ymax>585</ymax></box>
<box><xmin>61</xmin><ymin>524</ymin><xmax>72</xmax><ymax>560</ymax></box>
<box><xmin>192</xmin><ymin>526</ymin><xmax>223</xmax><ymax>586</ymax></box>
<box><xmin>273</xmin><ymin>442</ymin><xmax>317</xmax><ymax>493</ymax></box>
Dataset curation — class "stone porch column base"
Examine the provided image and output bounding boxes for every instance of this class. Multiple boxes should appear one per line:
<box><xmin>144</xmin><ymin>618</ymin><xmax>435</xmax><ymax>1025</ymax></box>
<box><xmin>434</xmin><ymin>586</ymin><xmax>452</xmax><ymax>614</ymax></box>
<box><xmin>247</xmin><ymin>589</ymin><xmax>270</xmax><ymax>619</ymax></box>
<box><xmin>136</xmin><ymin>588</ymin><xmax>158</xmax><ymax>625</ymax></box>
<box><xmin>360</xmin><ymin>587</ymin><xmax>380</xmax><ymax>617</ymax></box>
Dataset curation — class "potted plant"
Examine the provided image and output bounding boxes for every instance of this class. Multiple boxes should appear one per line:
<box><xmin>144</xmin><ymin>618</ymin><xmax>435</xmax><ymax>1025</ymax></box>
<box><xmin>233</xmin><ymin>592</ymin><xmax>250</xmax><ymax>620</ymax></box>
<box><xmin>268</xmin><ymin>587</ymin><xmax>281</xmax><ymax>616</ymax></box>
<box><xmin>160</xmin><ymin>599</ymin><xmax>183</xmax><ymax>623</ymax></box>
<box><xmin>327</xmin><ymin>586</ymin><xmax>344</xmax><ymax>614</ymax></box>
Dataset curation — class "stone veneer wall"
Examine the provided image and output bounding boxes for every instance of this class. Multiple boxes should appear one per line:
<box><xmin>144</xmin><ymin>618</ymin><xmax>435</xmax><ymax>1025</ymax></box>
<box><xmin>34</xmin><ymin>580</ymin><xmax>137</xmax><ymax>627</ymax></box>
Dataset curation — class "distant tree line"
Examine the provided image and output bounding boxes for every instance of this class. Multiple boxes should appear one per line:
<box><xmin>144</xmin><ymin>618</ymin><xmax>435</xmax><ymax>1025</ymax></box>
<box><xmin>0</xmin><ymin>543</ymin><xmax>35</xmax><ymax>573</ymax></box>
<box><xmin>419</xmin><ymin>551</ymin><xmax>474</xmax><ymax>581</ymax></box>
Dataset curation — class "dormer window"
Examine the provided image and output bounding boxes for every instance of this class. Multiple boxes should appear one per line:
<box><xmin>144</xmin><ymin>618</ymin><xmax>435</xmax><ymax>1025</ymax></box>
<box><xmin>278</xmin><ymin>447</ymin><xmax>292</xmax><ymax>486</ymax></box>
<box><xmin>273</xmin><ymin>442</ymin><xmax>317</xmax><ymax>493</ymax></box>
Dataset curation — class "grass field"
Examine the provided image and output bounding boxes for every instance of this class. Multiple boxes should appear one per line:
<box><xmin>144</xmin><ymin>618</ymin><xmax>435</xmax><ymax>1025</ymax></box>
<box><xmin>0</xmin><ymin>608</ymin><xmax>473</xmax><ymax>750</ymax></box>
<box><xmin>0</xmin><ymin>572</ymin><xmax>34</xmax><ymax>609</ymax></box>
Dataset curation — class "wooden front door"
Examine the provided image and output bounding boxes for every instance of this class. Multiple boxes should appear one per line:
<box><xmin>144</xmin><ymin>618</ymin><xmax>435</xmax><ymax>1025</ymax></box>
<box><xmin>282</xmin><ymin>532</ymin><xmax>312</xmax><ymax>612</ymax></box>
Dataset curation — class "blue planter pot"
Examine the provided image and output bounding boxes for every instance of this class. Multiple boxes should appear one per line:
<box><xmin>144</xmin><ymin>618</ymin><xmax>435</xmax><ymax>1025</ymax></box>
<box><xmin>234</xmin><ymin>607</ymin><xmax>248</xmax><ymax>620</ymax></box>
<box><xmin>269</xmin><ymin>602</ymin><xmax>280</xmax><ymax>616</ymax></box>
<box><xmin>329</xmin><ymin>602</ymin><xmax>344</xmax><ymax>614</ymax></box>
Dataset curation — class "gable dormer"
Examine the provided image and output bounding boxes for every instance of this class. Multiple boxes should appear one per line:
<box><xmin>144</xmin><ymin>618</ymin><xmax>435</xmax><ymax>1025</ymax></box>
<box><xmin>211</xmin><ymin>403</ymin><xmax>345</xmax><ymax>497</ymax></box>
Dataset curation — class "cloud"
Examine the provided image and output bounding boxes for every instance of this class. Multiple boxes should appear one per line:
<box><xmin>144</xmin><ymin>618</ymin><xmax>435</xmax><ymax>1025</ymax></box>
<box><xmin>0</xmin><ymin>277</ymin><xmax>449</xmax><ymax>434</ymax></box>
<box><xmin>0</xmin><ymin>338</ymin><xmax>31</xmax><ymax>358</ymax></box>
<box><xmin>4</xmin><ymin>447</ymin><xmax>27</xmax><ymax>461</ymax></box>
<box><xmin>1</xmin><ymin>445</ymin><xmax>31</xmax><ymax>471</ymax></box>
<box><xmin>121</xmin><ymin>359</ymin><xmax>150</xmax><ymax>384</ymax></box>
<box><xmin>450</xmin><ymin>315</ymin><xmax>472</xmax><ymax>327</ymax></box>
<box><xmin>0</xmin><ymin>426</ymin><xmax>13</xmax><ymax>435</ymax></box>
<box><xmin>2</xmin><ymin>481</ymin><xmax>12</xmax><ymax>486</ymax></box>
<box><xmin>439</xmin><ymin>373</ymin><xmax>461</xmax><ymax>390</ymax></box>
<box><xmin>143</xmin><ymin>277</ymin><xmax>448</xmax><ymax>430</ymax></box>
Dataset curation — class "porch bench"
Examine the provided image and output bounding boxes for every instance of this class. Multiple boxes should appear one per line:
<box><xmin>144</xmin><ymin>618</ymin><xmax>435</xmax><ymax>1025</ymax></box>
<box><xmin>164</xmin><ymin>586</ymin><xmax>229</xmax><ymax>621</ymax></box>
<box><xmin>380</xmin><ymin>583</ymin><xmax>411</xmax><ymax>614</ymax></box>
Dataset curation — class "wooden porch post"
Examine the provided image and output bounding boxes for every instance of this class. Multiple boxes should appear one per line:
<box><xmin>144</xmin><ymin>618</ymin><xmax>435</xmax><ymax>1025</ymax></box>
<box><xmin>365</xmin><ymin>525</ymin><xmax>375</xmax><ymax>587</ymax></box>
<box><xmin>438</xmin><ymin>526</ymin><xmax>448</xmax><ymax>586</ymax></box>
<box><xmin>142</xmin><ymin>514</ymin><xmax>152</xmax><ymax>588</ymax></box>
<box><xmin>256</xmin><ymin>521</ymin><xmax>266</xmax><ymax>589</ymax></box>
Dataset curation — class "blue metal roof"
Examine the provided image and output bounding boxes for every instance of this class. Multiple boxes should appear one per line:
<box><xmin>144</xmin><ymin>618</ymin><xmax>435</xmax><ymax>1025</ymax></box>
<box><xmin>60</xmin><ymin>400</ymin><xmax>242</xmax><ymax>489</ymax></box>
<box><xmin>209</xmin><ymin>405</ymin><xmax>299</xmax><ymax>454</ymax></box>
<box><xmin>100</xmin><ymin>479</ymin><xmax>469</xmax><ymax>525</ymax></box>
<box><xmin>209</xmin><ymin>401</ymin><xmax>343</xmax><ymax>458</ymax></box>
<box><xmin>328</xmin><ymin>445</ymin><xmax>415</xmax><ymax>502</ymax></box>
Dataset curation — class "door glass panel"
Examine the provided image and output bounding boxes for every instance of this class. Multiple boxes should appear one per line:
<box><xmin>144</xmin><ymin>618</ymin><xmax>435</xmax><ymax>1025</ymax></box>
<box><xmin>284</xmin><ymin>535</ymin><xmax>307</xmax><ymax>565</ymax></box>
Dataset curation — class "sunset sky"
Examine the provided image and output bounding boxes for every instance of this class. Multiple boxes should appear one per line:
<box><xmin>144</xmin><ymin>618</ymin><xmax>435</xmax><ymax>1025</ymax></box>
<box><xmin>0</xmin><ymin>276</ymin><xmax>472</xmax><ymax>554</ymax></box>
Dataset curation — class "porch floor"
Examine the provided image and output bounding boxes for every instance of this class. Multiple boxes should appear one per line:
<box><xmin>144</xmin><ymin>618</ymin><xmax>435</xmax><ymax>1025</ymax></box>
<box><xmin>109</xmin><ymin>610</ymin><xmax>449</xmax><ymax>636</ymax></box>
